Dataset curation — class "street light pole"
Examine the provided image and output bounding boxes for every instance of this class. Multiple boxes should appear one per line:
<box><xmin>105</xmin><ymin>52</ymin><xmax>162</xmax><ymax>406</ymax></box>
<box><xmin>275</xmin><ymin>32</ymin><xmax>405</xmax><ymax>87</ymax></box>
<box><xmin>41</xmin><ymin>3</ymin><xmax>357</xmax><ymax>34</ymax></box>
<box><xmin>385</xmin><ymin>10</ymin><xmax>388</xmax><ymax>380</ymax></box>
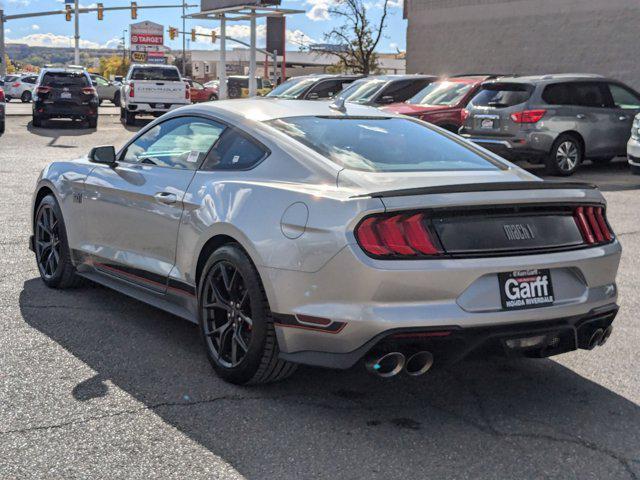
<box><xmin>218</xmin><ymin>14</ymin><xmax>227</xmax><ymax>100</ymax></box>
<box><xmin>73</xmin><ymin>0</ymin><xmax>80</xmax><ymax>64</ymax></box>
<box><xmin>181</xmin><ymin>0</ymin><xmax>186</xmax><ymax>76</ymax></box>
<box><xmin>0</xmin><ymin>10</ymin><xmax>6</xmax><ymax>77</ymax></box>
<box><xmin>248</xmin><ymin>9</ymin><xmax>256</xmax><ymax>97</ymax></box>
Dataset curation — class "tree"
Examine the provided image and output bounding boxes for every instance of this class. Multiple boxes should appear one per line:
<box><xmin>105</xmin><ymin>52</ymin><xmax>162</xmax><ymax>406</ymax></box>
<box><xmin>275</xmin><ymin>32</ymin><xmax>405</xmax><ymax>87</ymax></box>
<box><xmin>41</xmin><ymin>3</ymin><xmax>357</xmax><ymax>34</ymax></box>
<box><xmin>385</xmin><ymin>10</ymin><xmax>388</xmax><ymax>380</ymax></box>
<box><xmin>323</xmin><ymin>0</ymin><xmax>390</xmax><ymax>75</ymax></box>
<box><xmin>4</xmin><ymin>54</ymin><xmax>16</xmax><ymax>74</ymax></box>
<box><xmin>99</xmin><ymin>55</ymin><xmax>130</xmax><ymax>79</ymax></box>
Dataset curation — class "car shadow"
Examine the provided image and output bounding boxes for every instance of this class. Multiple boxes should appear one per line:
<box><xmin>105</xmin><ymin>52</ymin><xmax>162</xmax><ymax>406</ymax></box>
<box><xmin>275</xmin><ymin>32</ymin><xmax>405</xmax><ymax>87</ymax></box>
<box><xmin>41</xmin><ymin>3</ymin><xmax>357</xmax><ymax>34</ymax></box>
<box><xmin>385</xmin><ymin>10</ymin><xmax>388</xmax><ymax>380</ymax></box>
<box><xmin>122</xmin><ymin>117</ymin><xmax>153</xmax><ymax>133</ymax></box>
<box><xmin>18</xmin><ymin>278</ymin><xmax>640</xmax><ymax>479</ymax></box>
<box><xmin>27</xmin><ymin>120</ymin><xmax>95</xmax><ymax>148</ymax></box>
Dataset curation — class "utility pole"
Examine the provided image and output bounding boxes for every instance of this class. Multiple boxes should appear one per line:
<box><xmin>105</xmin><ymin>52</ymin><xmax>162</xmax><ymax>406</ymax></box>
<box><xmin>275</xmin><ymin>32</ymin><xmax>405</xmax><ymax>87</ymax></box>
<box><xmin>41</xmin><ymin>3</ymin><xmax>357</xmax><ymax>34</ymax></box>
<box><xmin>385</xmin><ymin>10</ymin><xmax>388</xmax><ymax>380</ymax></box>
<box><xmin>73</xmin><ymin>0</ymin><xmax>80</xmax><ymax>64</ymax></box>
<box><xmin>181</xmin><ymin>0</ymin><xmax>187</xmax><ymax>76</ymax></box>
<box><xmin>218</xmin><ymin>14</ymin><xmax>227</xmax><ymax>100</ymax></box>
<box><xmin>248</xmin><ymin>9</ymin><xmax>256</xmax><ymax>97</ymax></box>
<box><xmin>0</xmin><ymin>10</ymin><xmax>5</xmax><ymax>77</ymax></box>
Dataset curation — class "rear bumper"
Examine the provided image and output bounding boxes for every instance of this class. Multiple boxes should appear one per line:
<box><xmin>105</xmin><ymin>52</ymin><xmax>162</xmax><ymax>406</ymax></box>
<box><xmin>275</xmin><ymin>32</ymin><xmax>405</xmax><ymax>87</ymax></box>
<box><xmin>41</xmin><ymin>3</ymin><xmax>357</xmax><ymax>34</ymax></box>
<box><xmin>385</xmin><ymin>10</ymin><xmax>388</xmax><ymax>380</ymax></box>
<box><xmin>126</xmin><ymin>102</ymin><xmax>188</xmax><ymax>114</ymax></box>
<box><xmin>460</xmin><ymin>132</ymin><xmax>549</xmax><ymax>162</ymax></box>
<box><xmin>268</xmin><ymin>238</ymin><xmax>621</xmax><ymax>365</ymax></box>
<box><xmin>279</xmin><ymin>304</ymin><xmax>618</xmax><ymax>369</ymax></box>
<box><xmin>34</xmin><ymin>101</ymin><xmax>97</xmax><ymax>118</ymax></box>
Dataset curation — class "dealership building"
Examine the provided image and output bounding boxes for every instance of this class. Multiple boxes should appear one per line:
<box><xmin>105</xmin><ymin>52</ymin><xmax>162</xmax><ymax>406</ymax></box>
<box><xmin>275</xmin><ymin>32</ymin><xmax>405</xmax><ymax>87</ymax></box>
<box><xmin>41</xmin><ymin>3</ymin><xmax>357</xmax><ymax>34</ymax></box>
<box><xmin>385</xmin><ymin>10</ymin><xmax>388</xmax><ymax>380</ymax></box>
<box><xmin>404</xmin><ymin>0</ymin><xmax>640</xmax><ymax>88</ymax></box>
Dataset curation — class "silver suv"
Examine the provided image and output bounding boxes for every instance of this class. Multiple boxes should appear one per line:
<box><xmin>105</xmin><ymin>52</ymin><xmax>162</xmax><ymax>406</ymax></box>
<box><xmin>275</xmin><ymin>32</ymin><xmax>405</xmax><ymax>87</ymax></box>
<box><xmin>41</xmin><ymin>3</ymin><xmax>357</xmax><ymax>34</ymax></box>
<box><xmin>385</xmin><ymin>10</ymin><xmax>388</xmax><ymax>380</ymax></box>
<box><xmin>459</xmin><ymin>74</ymin><xmax>640</xmax><ymax>175</ymax></box>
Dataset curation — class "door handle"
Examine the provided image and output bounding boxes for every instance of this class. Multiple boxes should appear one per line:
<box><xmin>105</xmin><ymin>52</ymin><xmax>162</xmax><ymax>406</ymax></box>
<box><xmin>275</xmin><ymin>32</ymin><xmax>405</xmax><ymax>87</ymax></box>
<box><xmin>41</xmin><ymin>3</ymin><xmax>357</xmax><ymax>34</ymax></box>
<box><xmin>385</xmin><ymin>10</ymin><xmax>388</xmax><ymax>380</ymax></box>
<box><xmin>154</xmin><ymin>192</ymin><xmax>177</xmax><ymax>204</ymax></box>
<box><xmin>576</xmin><ymin>114</ymin><xmax>586</xmax><ymax>119</ymax></box>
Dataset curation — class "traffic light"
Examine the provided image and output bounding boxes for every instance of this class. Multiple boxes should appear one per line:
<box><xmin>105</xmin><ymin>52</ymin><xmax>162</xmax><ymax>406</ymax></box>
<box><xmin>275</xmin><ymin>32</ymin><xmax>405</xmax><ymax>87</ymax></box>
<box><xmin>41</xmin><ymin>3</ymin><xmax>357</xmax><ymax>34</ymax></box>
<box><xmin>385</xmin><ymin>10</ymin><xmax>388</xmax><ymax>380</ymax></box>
<box><xmin>211</xmin><ymin>30</ymin><xmax>217</xmax><ymax>43</ymax></box>
<box><xmin>191</xmin><ymin>29</ymin><xmax>196</xmax><ymax>42</ymax></box>
<box><xmin>168</xmin><ymin>27</ymin><xmax>177</xmax><ymax>40</ymax></box>
<box><xmin>97</xmin><ymin>3</ymin><xmax>104</xmax><ymax>20</ymax></box>
<box><xmin>131</xmin><ymin>2</ymin><xmax>137</xmax><ymax>19</ymax></box>
<box><xmin>65</xmin><ymin>4</ymin><xmax>72</xmax><ymax>21</ymax></box>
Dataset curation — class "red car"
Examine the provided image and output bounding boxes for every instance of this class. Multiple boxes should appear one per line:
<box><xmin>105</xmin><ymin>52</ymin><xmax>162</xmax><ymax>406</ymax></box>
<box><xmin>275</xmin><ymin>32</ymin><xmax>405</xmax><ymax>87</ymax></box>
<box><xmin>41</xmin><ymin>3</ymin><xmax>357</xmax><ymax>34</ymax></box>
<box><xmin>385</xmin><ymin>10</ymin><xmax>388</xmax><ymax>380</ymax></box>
<box><xmin>184</xmin><ymin>78</ymin><xmax>218</xmax><ymax>103</ymax></box>
<box><xmin>382</xmin><ymin>75</ymin><xmax>498</xmax><ymax>133</ymax></box>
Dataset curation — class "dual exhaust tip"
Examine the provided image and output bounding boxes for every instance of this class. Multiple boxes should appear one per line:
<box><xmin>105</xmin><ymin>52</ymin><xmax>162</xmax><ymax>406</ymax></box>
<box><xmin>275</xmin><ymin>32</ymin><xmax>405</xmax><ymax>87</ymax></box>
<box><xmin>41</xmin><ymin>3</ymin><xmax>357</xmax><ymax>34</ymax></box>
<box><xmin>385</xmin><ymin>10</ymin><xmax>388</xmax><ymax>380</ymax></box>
<box><xmin>583</xmin><ymin>325</ymin><xmax>613</xmax><ymax>350</ymax></box>
<box><xmin>365</xmin><ymin>350</ymin><xmax>434</xmax><ymax>378</ymax></box>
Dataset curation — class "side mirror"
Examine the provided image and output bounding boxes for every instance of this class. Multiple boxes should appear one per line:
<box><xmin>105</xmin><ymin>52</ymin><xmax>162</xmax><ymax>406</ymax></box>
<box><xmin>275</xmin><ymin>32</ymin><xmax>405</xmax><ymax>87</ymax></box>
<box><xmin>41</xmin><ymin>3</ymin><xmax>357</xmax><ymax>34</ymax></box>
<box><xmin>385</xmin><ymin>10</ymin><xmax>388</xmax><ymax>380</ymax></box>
<box><xmin>380</xmin><ymin>95</ymin><xmax>395</xmax><ymax>104</ymax></box>
<box><xmin>306</xmin><ymin>92</ymin><xmax>320</xmax><ymax>100</ymax></box>
<box><xmin>89</xmin><ymin>145</ymin><xmax>117</xmax><ymax>165</ymax></box>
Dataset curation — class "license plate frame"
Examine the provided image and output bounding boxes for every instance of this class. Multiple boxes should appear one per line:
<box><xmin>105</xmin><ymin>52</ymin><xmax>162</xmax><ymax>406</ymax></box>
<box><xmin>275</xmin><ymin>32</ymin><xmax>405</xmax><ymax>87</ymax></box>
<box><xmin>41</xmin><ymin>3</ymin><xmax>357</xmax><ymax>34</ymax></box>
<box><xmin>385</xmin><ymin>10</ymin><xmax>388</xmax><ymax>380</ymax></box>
<box><xmin>498</xmin><ymin>269</ymin><xmax>555</xmax><ymax>310</ymax></box>
<box><xmin>60</xmin><ymin>92</ymin><xmax>72</xmax><ymax>99</ymax></box>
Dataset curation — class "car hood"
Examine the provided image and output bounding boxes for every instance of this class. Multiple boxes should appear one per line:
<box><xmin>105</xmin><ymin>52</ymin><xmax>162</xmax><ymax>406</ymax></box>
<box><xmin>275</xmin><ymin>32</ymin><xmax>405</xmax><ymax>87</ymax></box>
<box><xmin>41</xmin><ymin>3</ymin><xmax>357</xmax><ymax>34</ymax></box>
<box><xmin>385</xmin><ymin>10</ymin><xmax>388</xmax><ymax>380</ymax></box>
<box><xmin>337</xmin><ymin>167</ymin><xmax>539</xmax><ymax>195</ymax></box>
<box><xmin>382</xmin><ymin>103</ymin><xmax>455</xmax><ymax>116</ymax></box>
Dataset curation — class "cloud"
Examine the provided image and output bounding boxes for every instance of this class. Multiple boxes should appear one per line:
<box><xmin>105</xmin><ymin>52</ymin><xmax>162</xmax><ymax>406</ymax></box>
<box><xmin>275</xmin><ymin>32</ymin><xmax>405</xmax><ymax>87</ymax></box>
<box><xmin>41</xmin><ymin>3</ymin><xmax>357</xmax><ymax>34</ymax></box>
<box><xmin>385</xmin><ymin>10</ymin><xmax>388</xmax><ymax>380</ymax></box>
<box><xmin>305</xmin><ymin>0</ymin><xmax>334</xmax><ymax>21</ymax></box>
<box><xmin>6</xmin><ymin>32</ymin><xmax>114</xmax><ymax>49</ymax></box>
<box><xmin>31</xmin><ymin>24</ymin><xmax>40</xmax><ymax>31</ymax></box>
<box><xmin>193</xmin><ymin>24</ymin><xmax>316</xmax><ymax>48</ymax></box>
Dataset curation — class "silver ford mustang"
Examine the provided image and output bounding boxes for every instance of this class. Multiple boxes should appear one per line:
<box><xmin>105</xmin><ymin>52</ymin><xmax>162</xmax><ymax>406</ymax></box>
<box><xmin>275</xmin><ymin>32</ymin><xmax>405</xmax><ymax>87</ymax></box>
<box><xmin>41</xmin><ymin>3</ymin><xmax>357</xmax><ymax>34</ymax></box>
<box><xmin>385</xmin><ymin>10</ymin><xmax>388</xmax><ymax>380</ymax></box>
<box><xmin>30</xmin><ymin>99</ymin><xmax>621</xmax><ymax>384</ymax></box>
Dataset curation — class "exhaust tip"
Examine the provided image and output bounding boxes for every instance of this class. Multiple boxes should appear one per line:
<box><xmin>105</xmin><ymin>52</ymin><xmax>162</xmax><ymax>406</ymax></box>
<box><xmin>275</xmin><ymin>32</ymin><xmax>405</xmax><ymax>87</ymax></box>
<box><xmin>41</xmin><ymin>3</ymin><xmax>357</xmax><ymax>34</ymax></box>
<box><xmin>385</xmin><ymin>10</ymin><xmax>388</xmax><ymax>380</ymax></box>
<box><xmin>405</xmin><ymin>351</ymin><xmax>434</xmax><ymax>377</ymax></box>
<box><xmin>599</xmin><ymin>325</ymin><xmax>613</xmax><ymax>346</ymax></box>
<box><xmin>365</xmin><ymin>352</ymin><xmax>405</xmax><ymax>378</ymax></box>
<box><xmin>587</xmin><ymin>328</ymin><xmax>604</xmax><ymax>350</ymax></box>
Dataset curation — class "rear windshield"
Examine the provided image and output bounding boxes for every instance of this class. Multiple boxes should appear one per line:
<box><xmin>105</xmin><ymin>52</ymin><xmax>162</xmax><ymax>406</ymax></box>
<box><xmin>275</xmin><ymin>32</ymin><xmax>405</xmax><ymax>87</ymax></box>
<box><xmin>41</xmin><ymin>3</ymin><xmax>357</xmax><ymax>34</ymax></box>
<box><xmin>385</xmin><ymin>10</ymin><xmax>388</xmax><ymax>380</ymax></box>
<box><xmin>470</xmin><ymin>83</ymin><xmax>533</xmax><ymax>108</ymax></box>
<box><xmin>408</xmin><ymin>81</ymin><xmax>475</xmax><ymax>106</ymax></box>
<box><xmin>42</xmin><ymin>72</ymin><xmax>89</xmax><ymax>88</ymax></box>
<box><xmin>130</xmin><ymin>67</ymin><xmax>180</xmax><ymax>81</ymax></box>
<box><xmin>267</xmin><ymin>77</ymin><xmax>317</xmax><ymax>98</ymax></box>
<box><xmin>268</xmin><ymin>116</ymin><xmax>502</xmax><ymax>172</ymax></box>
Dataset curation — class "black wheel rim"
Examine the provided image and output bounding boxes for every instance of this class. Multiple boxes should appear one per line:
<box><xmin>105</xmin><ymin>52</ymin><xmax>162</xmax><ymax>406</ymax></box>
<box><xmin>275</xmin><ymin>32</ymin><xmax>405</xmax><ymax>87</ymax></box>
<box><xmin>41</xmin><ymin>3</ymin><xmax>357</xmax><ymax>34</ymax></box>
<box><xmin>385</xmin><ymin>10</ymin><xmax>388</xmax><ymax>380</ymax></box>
<box><xmin>202</xmin><ymin>261</ymin><xmax>253</xmax><ymax>368</ymax></box>
<box><xmin>35</xmin><ymin>205</ymin><xmax>61</xmax><ymax>280</ymax></box>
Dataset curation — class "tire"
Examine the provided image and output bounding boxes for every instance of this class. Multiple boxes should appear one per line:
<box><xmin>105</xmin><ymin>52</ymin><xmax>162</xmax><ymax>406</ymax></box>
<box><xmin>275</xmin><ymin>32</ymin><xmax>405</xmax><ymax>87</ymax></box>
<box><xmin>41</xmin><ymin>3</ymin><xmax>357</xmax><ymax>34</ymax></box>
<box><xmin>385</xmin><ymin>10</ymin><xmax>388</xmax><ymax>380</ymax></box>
<box><xmin>87</xmin><ymin>116</ymin><xmax>98</xmax><ymax>129</ymax></box>
<box><xmin>120</xmin><ymin>106</ymin><xmax>125</xmax><ymax>119</ymax></box>
<box><xmin>198</xmin><ymin>244</ymin><xmax>297</xmax><ymax>385</ymax></box>
<box><xmin>5</xmin><ymin>96</ymin><xmax>11</xmax><ymax>102</ymax></box>
<box><xmin>32</xmin><ymin>115</ymin><xmax>42</xmax><ymax>128</ymax></box>
<box><xmin>98</xmin><ymin>99</ymin><xmax>103</xmax><ymax>106</ymax></box>
<box><xmin>208</xmin><ymin>94</ymin><xmax>218</xmax><ymax>101</ymax></box>
<box><xmin>631</xmin><ymin>164</ymin><xmax>640</xmax><ymax>175</ymax></box>
<box><xmin>591</xmin><ymin>157</ymin><xmax>614</xmax><ymax>165</ymax></box>
<box><xmin>34</xmin><ymin>195</ymin><xmax>84</xmax><ymax>289</ymax></box>
<box><xmin>0</xmin><ymin>122</ymin><xmax>4</xmax><ymax>135</ymax></box>
<box><xmin>21</xmin><ymin>91</ymin><xmax>32</xmax><ymax>103</ymax></box>
<box><xmin>124</xmin><ymin>109</ymin><xmax>136</xmax><ymax>126</ymax></box>
<box><xmin>545</xmin><ymin>134</ymin><xmax>583</xmax><ymax>176</ymax></box>
<box><xmin>113</xmin><ymin>91</ymin><xmax>120</xmax><ymax>106</ymax></box>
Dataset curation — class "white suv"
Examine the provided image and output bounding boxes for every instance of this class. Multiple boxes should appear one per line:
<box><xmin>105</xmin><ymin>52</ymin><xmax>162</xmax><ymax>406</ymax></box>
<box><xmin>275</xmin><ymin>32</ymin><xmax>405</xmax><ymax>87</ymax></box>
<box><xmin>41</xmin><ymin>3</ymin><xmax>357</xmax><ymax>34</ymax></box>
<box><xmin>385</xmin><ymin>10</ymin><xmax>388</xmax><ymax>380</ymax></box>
<box><xmin>5</xmin><ymin>74</ymin><xmax>37</xmax><ymax>103</ymax></box>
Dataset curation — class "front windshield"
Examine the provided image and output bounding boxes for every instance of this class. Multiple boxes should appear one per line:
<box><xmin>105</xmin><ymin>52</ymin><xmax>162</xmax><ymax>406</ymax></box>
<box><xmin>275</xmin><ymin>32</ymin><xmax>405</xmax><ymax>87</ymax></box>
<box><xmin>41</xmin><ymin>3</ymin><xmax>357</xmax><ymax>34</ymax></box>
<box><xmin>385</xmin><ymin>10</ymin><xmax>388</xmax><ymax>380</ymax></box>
<box><xmin>267</xmin><ymin>77</ymin><xmax>317</xmax><ymax>98</ymax></box>
<box><xmin>336</xmin><ymin>79</ymin><xmax>386</xmax><ymax>104</ymax></box>
<box><xmin>408</xmin><ymin>81</ymin><xmax>475</xmax><ymax>106</ymax></box>
<box><xmin>268</xmin><ymin>116</ymin><xmax>503</xmax><ymax>172</ymax></box>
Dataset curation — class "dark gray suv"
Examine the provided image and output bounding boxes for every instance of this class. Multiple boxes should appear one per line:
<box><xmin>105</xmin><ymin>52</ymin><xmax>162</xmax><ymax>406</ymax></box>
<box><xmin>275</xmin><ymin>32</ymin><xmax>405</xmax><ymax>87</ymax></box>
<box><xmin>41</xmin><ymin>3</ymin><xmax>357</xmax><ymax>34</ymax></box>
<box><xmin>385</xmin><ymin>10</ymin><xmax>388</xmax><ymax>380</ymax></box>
<box><xmin>459</xmin><ymin>74</ymin><xmax>640</xmax><ymax>175</ymax></box>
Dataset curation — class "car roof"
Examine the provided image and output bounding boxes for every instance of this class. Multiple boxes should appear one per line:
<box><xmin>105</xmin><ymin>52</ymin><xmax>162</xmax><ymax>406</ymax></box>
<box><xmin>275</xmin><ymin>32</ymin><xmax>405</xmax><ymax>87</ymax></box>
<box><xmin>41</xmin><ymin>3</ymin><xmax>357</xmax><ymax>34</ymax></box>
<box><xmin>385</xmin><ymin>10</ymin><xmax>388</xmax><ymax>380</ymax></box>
<box><xmin>186</xmin><ymin>98</ymin><xmax>394</xmax><ymax>122</ymax></box>
<box><xmin>357</xmin><ymin>74</ymin><xmax>437</xmax><ymax>82</ymax></box>
<box><xmin>484</xmin><ymin>73</ymin><xmax>608</xmax><ymax>85</ymax></box>
<box><xmin>130</xmin><ymin>64</ymin><xmax>178</xmax><ymax>68</ymax></box>
<box><xmin>40</xmin><ymin>68</ymin><xmax>88</xmax><ymax>74</ymax></box>
<box><xmin>287</xmin><ymin>74</ymin><xmax>364</xmax><ymax>81</ymax></box>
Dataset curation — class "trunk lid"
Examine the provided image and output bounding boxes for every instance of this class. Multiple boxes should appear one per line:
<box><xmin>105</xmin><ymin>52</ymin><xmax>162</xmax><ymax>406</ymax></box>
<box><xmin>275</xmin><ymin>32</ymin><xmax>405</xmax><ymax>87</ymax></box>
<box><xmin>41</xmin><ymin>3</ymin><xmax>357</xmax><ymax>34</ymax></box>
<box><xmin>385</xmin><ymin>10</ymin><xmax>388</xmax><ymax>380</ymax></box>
<box><xmin>131</xmin><ymin>80</ymin><xmax>186</xmax><ymax>104</ymax></box>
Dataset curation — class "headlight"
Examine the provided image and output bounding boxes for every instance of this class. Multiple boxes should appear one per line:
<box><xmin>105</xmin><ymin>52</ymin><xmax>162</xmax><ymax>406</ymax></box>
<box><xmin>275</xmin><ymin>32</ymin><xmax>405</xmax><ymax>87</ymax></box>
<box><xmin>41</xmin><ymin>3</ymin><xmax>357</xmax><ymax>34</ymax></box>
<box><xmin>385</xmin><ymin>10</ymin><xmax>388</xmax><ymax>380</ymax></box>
<box><xmin>632</xmin><ymin>117</ymin><xmax>640</xmax><ymax>140</ymax></box>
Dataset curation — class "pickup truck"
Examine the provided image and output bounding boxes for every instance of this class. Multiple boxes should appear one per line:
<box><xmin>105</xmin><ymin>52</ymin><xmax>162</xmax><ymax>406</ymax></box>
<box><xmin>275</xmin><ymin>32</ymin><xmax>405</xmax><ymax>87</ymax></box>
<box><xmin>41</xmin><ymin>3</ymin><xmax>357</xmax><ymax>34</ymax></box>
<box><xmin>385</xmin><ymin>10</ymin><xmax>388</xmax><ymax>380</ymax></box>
<box><xmin>119</xmin><ymin>64</ymin><xmax>190</xmax><ymax>125</ymax></box>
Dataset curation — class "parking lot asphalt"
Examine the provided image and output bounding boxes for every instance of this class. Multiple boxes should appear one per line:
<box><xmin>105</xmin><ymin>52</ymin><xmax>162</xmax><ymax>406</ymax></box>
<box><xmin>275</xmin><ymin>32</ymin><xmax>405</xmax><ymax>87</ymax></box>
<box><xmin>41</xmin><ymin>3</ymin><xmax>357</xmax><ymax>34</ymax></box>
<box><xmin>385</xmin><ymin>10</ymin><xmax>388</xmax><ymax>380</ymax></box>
<box><xmin>1</xmin><ymin>114</ymin><xmax>639</xmax><ymax>479</ymax></box>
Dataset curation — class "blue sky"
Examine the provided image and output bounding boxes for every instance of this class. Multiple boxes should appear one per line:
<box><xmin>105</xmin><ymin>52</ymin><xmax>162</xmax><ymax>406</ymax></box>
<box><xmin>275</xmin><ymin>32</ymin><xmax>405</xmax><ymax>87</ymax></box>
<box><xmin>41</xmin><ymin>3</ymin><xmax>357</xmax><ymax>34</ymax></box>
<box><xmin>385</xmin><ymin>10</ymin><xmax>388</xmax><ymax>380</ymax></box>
<box><xmin>1</xmin><ymin>0</ymin><xmax>406</xmax><ymax>52</ymax></box>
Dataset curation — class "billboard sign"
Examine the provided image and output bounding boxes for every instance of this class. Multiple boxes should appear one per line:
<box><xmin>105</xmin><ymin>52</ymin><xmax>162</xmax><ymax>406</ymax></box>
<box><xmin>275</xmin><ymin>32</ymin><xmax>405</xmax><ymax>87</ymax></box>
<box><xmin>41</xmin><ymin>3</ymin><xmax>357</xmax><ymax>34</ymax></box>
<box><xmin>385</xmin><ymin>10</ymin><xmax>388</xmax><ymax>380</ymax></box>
<box><xmin>201</xmin><ymin>0</ymin><xmax>280</xmax><ymax>11</ymax></box>
<box><xmin>147</xmin><ymin>51</ymin><xmax>168</xmax><ymax>65</ymax></box>
<box><xmin>266</xmin><ymin>16</ymin><xmax>285</xmax><ymax>54</ymax></box>
<box><xmin>130</xmin><ymin>21</ymin><xmax>164</xmax><ymax>61</ymax></box>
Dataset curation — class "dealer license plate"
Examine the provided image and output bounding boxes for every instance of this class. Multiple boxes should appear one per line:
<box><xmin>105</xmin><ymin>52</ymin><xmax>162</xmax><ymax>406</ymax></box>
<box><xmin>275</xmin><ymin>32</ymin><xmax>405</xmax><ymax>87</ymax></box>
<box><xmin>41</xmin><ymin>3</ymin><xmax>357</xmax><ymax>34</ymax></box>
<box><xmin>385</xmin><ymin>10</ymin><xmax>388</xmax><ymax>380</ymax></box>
<box><xmin>498</xmin><ymin>269</ymin><xmax>554</xmax><ymax>310</ymax></box>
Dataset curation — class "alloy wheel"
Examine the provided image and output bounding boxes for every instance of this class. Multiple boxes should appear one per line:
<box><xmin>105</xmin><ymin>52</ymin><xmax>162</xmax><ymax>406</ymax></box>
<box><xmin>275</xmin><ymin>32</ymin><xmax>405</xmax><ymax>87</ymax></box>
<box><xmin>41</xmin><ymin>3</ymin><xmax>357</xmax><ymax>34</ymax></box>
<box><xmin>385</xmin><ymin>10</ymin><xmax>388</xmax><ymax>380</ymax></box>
<box><xmin>202</xmin><ymin>261</ymin><xmax>253</xmax><ymax>368</ymax></box>
<box><xmin>35</xmin><ymin>205</ymin><xmax>61</xmax><ymax>279</ymax></box>
<box><xmin>556</xmin><ymin>141</ymin><xmax>579</xmax><ymax>172</ymax></box>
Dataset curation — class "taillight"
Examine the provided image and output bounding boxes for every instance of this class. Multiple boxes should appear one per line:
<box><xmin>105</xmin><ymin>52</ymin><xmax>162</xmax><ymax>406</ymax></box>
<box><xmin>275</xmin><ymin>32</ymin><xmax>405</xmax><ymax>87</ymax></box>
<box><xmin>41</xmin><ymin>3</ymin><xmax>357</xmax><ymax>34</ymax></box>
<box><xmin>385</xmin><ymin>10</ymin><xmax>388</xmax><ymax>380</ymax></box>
<box><xmin>82</xmin><ymin>86</ymin><xmax>97</xmax><ymax>95</ymax></box>
<box><xmin>0</xmin><ymin>89</ymin><xmax>4</xmax><ymax>102</ymax></box>
<box><xmin>355</xmin><ymin>213</ymin><xmax>442</xmax><ymax>258</ymax></box>
<box><xmin>510</xmin><ymin>109</ymin><xmax>546</xmax><ymax>123</ymax></box>
<box><xmin>129</xmin><ymin>82</ymin><xmax>135</xmax><ymax>98</ymax></box>
<box><xmin>36</xmin><ymin>86</ymin><xmax>51</xmax><ymax>95</ymax></box>
<box><xmin>185</xmin><ymin>87</ymin><xmax>190</xmax><ymax>100</ymax></box>
<box><xmin>574</xmin><ymin>206</ymin><xmax>613</xmax><ymax>245</ymax></box>
<box><xmin>461</xmin><ymin>108</ymin><xmax>470</xmax><ymax>122</ymax></box>
<box><xmin>12</xmin><ymin>82</ymin><xmax>20</xmax><ymax>88</ymax></box>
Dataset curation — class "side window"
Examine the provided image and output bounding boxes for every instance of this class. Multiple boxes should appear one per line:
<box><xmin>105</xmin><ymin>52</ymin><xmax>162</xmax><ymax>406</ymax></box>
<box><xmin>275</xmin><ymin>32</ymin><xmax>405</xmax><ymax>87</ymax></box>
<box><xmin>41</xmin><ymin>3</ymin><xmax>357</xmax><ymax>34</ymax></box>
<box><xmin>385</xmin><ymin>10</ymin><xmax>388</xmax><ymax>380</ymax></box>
<box><xmin>121</xmin><ymin>116</ymin><xmax>226</xmax><ymax>170</ymax></box>
<box><xmin>608</xmin><ymin>84</ymin><xmax>640</xmax><ymax>109</ymax></box>
<box><xmin>193</xmin><ymin>81</ymin><xmax>204</xmax><ymax>89</ymax></box>
<box><xmin>24</xmin><ymin>76</ymin><xmax>37</xmax><ymax>84</ymax></box>
<box><xmin>307</xmin><ymin>80</ymin><xmax>343</xmax><ymax>99</ymax></box>
<box><xmin>201</xmin><ymin>129</ymin><xmax>268</xmax><ymax>171</ymax></box>
<box><xmin>378</xmin><ymin>80</ymin><xmax>427</xmax><ymax>103</ymax></box>
<box><xmin>542</xmin><ymin>83</ymin><xmax>573</xmax><ymax>105</ymax></box>
<box><xmin>572</xmin><ymin>82</ymin><xmax>609</xmax><ymax>108</ymax></box>
<box><xmin>94</xmin><ymin>76</ymin><xmax>109</xmax><ymax>86</ymax></box>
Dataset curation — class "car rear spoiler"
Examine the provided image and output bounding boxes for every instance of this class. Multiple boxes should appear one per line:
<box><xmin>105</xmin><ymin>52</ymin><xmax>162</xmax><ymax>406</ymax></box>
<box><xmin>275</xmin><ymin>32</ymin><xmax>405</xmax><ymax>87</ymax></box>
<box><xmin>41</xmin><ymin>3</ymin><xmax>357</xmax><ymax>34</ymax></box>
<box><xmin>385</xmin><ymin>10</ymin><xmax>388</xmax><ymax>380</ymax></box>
<box><xmin>352</xmin><ymin>181</ymin><xmax>598</xmax><ymax>199</ymax></box>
